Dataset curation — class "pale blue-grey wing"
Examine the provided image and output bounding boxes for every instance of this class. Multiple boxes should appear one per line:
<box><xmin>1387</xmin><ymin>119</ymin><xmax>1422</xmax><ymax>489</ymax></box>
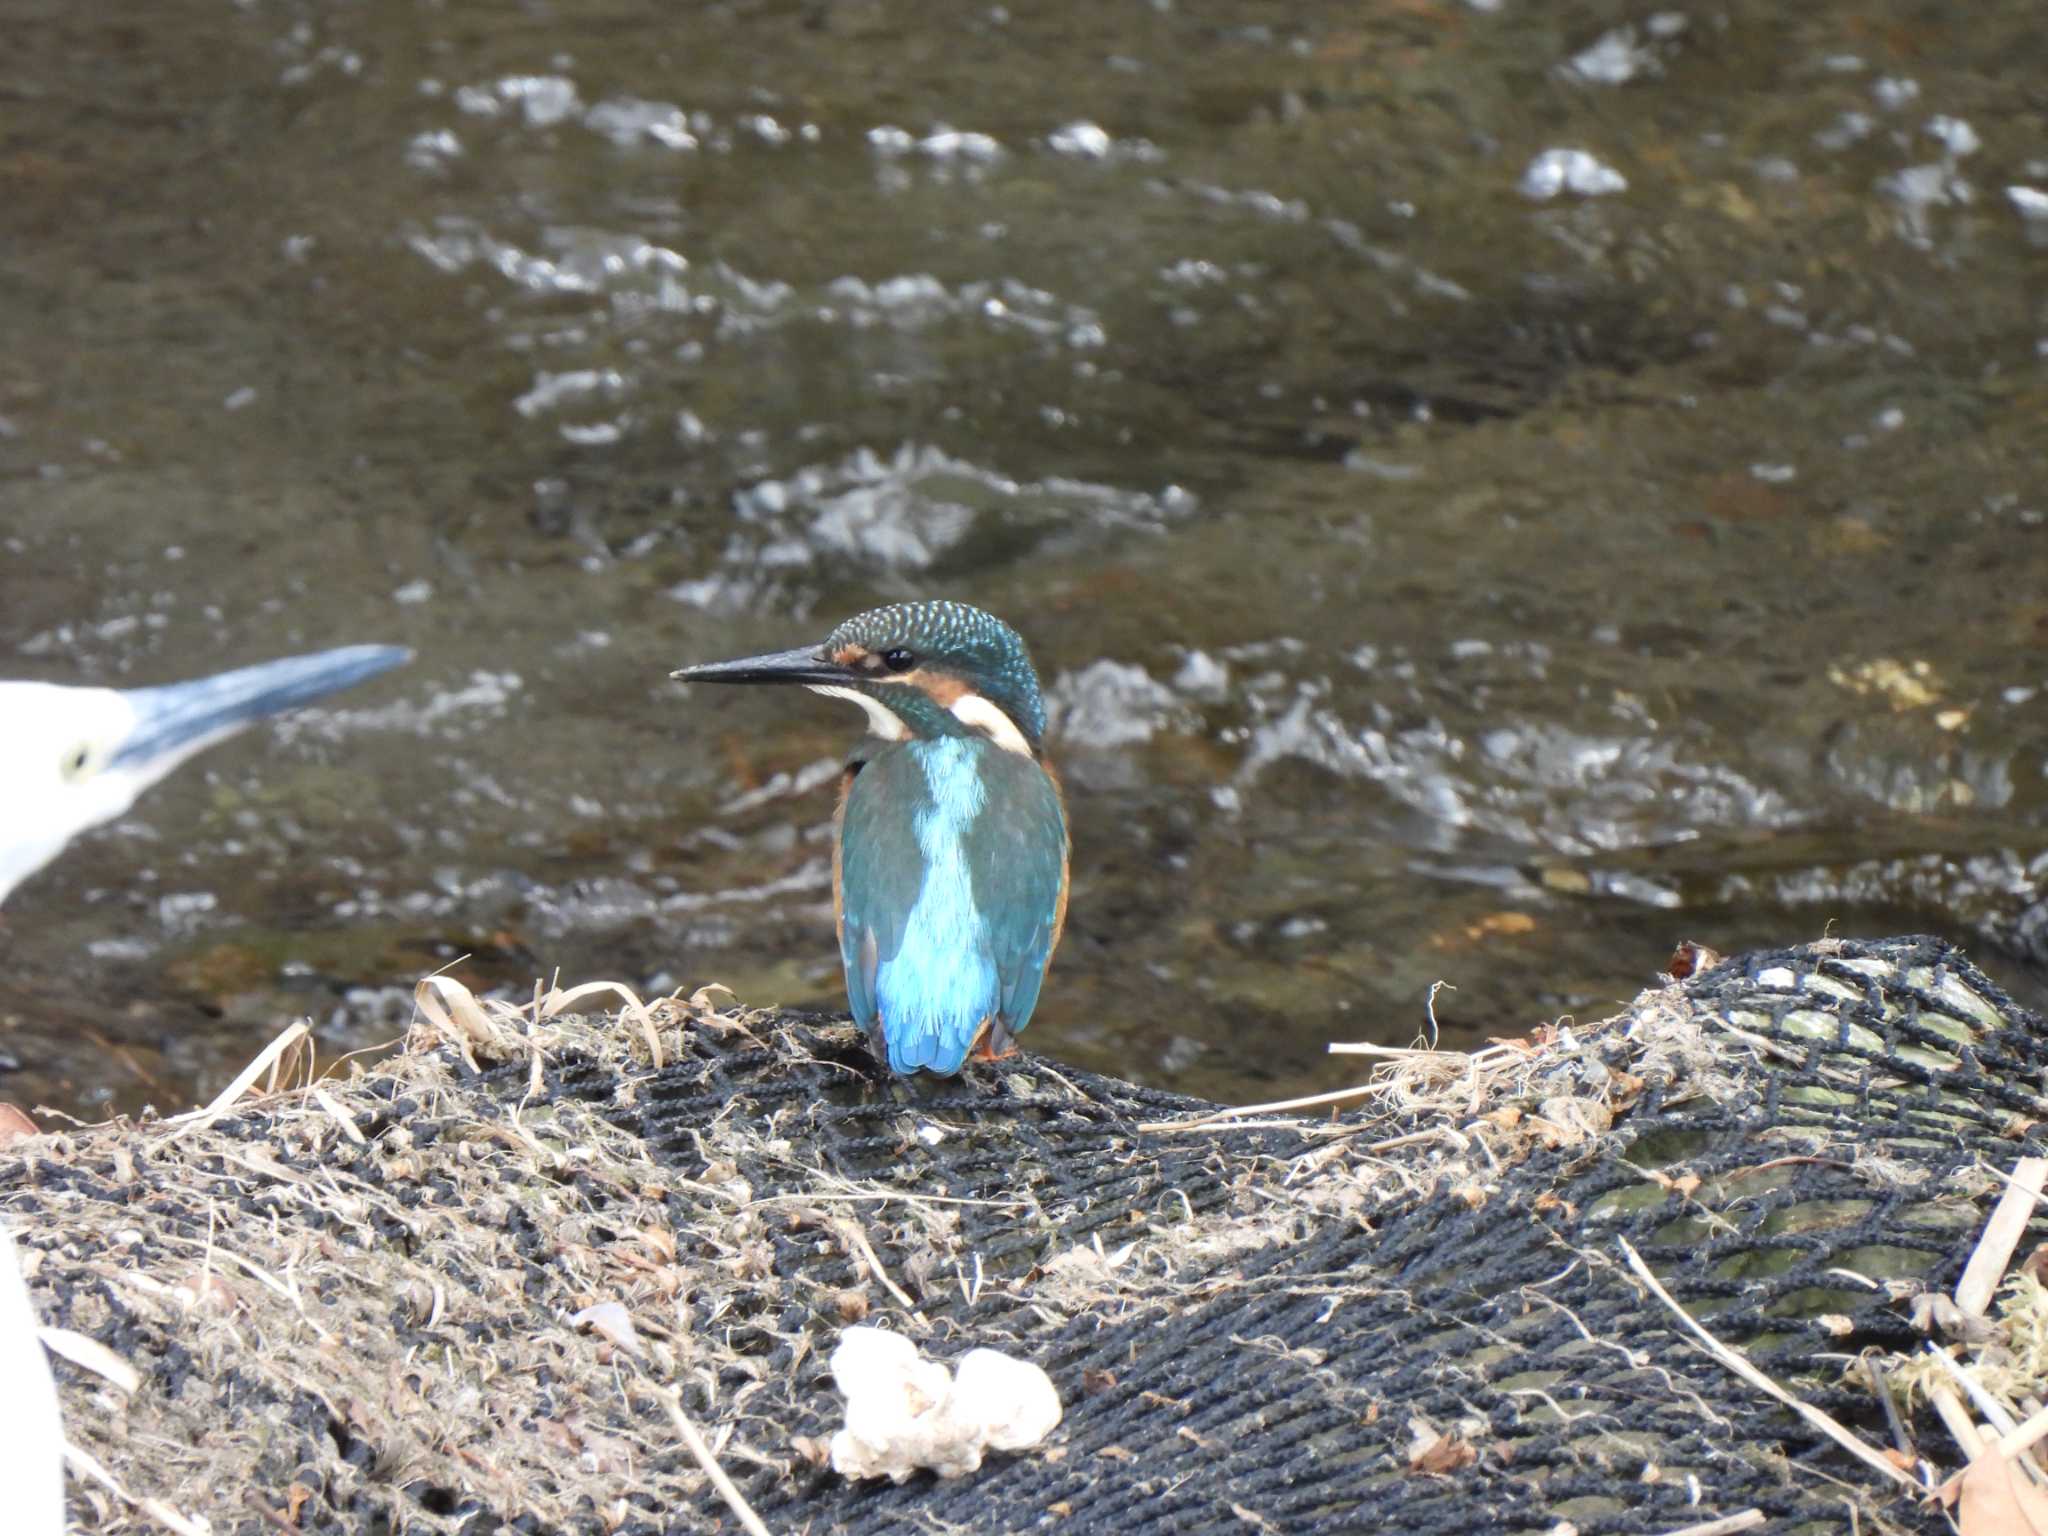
<box><xmin>972</xmin><ymin>756</ymin><xmax>1068</xmax><ymax>1040</ymax></box>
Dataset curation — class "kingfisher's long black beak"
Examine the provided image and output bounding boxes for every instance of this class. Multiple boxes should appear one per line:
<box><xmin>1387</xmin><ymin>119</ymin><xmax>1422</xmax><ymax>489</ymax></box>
<box><xmin>110</xmin><ymin>645</ymin><xmax>413</xmax><ymax>774</ymax></box>
<box><xmin>671</xmin><ymin>646</ymin><xmax>847</xmax><ymax>687</ymax></box>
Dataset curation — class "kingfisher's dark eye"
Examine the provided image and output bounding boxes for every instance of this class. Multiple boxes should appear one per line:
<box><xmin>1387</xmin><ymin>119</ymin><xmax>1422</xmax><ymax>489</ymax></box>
<box><xmin>881</xmin><ymin>648</ymin><xmax>917</xmax><ymax>673</ymax></box>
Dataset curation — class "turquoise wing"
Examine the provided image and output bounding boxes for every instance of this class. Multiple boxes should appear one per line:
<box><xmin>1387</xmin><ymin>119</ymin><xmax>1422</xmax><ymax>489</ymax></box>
<box><xmin>837</xmin><ymin>753</ymin><xmax>923</xmax><ymax>1044</ymax></box>
<box><xmin>976</xmin><ymin>757</ymin><xmax>1068</xmax><ymax>1039</ymax></box>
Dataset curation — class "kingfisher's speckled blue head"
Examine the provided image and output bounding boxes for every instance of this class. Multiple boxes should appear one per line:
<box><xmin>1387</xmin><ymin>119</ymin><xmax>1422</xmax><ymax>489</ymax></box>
<box><xmin>672</xmin><ymin>599</ymin><xmax>1048</xmax><ymax>756</ymax></box>
<box><xmin>674</xmin><ymin>600</ymin><xmax>1069</xmax><ymax>1078</ymax></box>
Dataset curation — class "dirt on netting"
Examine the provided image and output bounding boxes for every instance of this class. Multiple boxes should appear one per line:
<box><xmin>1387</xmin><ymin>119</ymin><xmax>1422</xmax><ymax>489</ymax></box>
<box><xmin>5</xmin><ymin>939</ymin><xmax>2047</xmax><ymax>1535</ymax></box>
<box><xmin>8</xmin><ymin>982</ymin><xmax>846</xmax><ymax>1533</ymax></box>
<box><xmin>0</xmin><ymin>965</ymin><xmax>1724</xmax><ymax>1534</ymax></box>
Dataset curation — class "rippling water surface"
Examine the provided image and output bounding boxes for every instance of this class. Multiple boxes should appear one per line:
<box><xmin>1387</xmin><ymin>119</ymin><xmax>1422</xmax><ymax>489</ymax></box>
<box><xmin>4</xmin><ymin>0</ymin><xmax>2047</xmax><ymax>1113</ymax></box>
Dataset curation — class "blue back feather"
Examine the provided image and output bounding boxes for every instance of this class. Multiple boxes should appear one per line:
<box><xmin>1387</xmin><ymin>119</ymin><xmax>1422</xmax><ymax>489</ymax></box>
<box><xmin>838</xmin><ymin>737</ymin><xmax>1066</xmax><ymax>1074</ymax></box>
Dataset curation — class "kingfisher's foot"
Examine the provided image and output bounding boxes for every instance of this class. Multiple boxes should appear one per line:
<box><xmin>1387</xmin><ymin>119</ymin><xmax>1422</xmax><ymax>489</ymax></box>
<box><xmin>969</xmin><ymin>1019</ymin><xmax>1018</xmax><ymax>1062</ymax></box>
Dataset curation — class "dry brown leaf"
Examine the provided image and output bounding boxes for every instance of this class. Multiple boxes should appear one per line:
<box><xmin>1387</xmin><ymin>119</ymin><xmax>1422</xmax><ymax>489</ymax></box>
<box><xmin>0</xmin><ymin>1102</ymin><xmax>39</xmax><ymax>1146</ymax></box>
<box><xmin>1959</xmin><ymin>1443</ymin><xmax>2048</xmax><ymax>1535</ymax></box>
<box><xmin>1406</xmin><ymin>1416</ymin><xmax>1478</xmax><ymax>1475</ymax></box>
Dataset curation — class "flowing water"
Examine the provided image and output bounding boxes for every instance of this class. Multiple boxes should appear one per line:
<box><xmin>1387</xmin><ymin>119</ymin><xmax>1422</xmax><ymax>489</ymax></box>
<box><xmin>4</xmin><ymin>0</ymin><xmax>2047</xmax><ymax>1115</ymax></box>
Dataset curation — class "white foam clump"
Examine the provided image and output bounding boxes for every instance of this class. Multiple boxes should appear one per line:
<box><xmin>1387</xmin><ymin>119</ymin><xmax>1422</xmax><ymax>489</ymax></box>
<box><xmin>828</xmin><ymin>1326</ymin><xmax>1063</xmax><ymax>1482</ymax></box>
<box><xmin>1519</xmin><ymin>148</ymin><xmax>1628</xmax><ymax>200</ymax></box>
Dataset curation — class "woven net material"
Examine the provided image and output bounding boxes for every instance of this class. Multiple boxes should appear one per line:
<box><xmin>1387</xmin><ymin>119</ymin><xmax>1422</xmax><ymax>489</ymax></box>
<box><xmin>8</xmin><ymin>934</ymin><xmax>2046</xmax><ymax>1534</ymax></box>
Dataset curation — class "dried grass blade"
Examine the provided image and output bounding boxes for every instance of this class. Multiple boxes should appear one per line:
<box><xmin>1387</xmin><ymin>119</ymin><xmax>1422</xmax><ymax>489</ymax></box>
<box><xmin>1617</xmin><ymin>1237</ymin><xmax>1915</xmax><ymax>1491</ymax></box>
<box><xmin>838</xmin><ymin>1219</ymin><xmax>918</xmax><ymax>1312</ymax></box>
<box><xmin>412</xmin><ymin>976</ymin><xmax>489</xmax><ymax>1069</ymax></box>
<box><xmin>311</xmin><ymin>1086</ymin><xmax>367</xmax><ymax>1146</ymax></box>
<box><xmin>38</xmin><ymin>1327</ymin><xmax>141</xmax><ymax>1393</ymax></box>
<box><xmin>163</xmin><ymin>1020</ymin><xmax>310</xmax><ymax>1135</ymax></box>
<box><xmin>660</xmin><ymin>1390</ymin><xmax>774</xmax><ymax>1536</ymax></box>
<box><xmin>542</xmin><ymin>979</ymin><xmax>664</xmax><ymax>1068</ymax></box>
<box><xmin>63</xmin><ymin>1439</ymin><xmax>209</xmax><ymax>1536</ymax></box>
<box><xmin>1137</xmin><ymin>1081</ymin><xmax>1387</xmax><ymax>1133</ymax></box>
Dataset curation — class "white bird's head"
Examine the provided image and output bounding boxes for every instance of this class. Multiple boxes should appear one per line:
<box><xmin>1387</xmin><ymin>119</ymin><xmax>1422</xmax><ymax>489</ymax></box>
<box><xmin>0</xmin><ymin>645</ymin><xmax>411</xmax><ymax>907</ymax></box>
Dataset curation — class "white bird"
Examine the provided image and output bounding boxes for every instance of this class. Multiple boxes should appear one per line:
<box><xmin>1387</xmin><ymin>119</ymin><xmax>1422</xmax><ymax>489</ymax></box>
<box><xmin>0</xmin><ymin>643</ymin><xmax>411</xmax><ymax>906</ymax></box>
<box><xmin>0</xmin><ymin>1220</ymin><xmax>64</xmax><ymax>1536</ymax></box>
<box><xmin>0</xmin><ymin>643</ymin><xmax>409</xmax><ymax>1531</ymax></box>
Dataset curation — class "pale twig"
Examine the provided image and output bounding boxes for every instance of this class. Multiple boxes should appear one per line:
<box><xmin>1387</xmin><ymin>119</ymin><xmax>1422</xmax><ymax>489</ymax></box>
<box><xmin>1926</xmin><ymin>1343</ymin><xmax>2029</xmax><ymax>1445</ymax></box>
<box><xmin>838</xmin><ymin>1220</ymin><xmax>917</xmax><ymax>1312</ymax></box>
<box><xmin>1920</xmin><ymin>1345</ymin><xmax>2048</xmax><ymax>1491</ymax></box>
<box><xmin>1367</xmin><ymin>1128</ymin><xmax>1462</xmax><ymax>1154</ymax></box>
<box><xmin>751</xmin><ymin>1189</ymin><xmax>1026</xmax><ymax>1211</ymax></box>
<box><xmin>1990</xmin><ymin>1400</ymin><xmax>2048</xmax><ymax>1464</ymax></box>
<box><xmin>1136</xmin><ymin>1082</ymin><xmax>1387</xmax><ymax>1133</ymax></box>
<box><xmin>1616</xmin><ymin>1238</ymin><xmax>1916</xmax><ymax>1491</ymax></box>
<box><xmin>1957</xmin><ymin>1156</ymin><xmax>2048</xmax><ymax>1318</ymax></box>
<box><xmin>659</xmin><ymin>1391</ymin><xmax>773</xmax><ymax>1536</ymax></box>
<box><xmin>1928</xmin><ymin>1384</ymin><xmax>1986</xmax><ymax>1459</ymax></box>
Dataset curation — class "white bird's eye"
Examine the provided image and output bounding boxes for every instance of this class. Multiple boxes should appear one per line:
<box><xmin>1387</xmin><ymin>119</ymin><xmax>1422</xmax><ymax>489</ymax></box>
<box><xmin>60</xmin><ymin>743</ymin><xmax>95</xmax><ymax>783</ymax></box>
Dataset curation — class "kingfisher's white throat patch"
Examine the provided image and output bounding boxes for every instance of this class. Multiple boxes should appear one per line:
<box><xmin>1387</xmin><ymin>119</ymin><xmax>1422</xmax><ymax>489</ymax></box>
<box><xmin>947</xmin><ymin>693</ymin><xmax>1033</xmax><ymax>755</ymax></box>
<box><xmin>807</xmin><ymin>684</ymin><xmax>910</xmax><ymax>742</ymax></box>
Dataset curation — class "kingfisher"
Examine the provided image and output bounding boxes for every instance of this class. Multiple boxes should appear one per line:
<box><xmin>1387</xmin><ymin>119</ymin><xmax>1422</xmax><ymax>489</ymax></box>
<box><xmin>0</xmin><ymin>644</ymin><xmax>412</xmax><ymax>907</ymax></box>
<box><xmin>674</xmin><ymin>600</ymin><xmax>1069</xmax><ymax>1076</ymax></box>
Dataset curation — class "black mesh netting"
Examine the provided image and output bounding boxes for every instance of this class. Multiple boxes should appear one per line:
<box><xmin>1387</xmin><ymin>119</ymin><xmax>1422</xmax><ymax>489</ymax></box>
<box><xmin>12</xmin><ymin>933</ymin><xmax>2048</xmax><ymax>1535</ymax></box>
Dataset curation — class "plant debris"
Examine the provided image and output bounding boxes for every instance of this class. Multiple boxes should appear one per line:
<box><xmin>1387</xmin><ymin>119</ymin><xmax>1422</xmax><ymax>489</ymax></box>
<box><xmin>3</xmin><ymin>937</ymin><xmax>2045</xmax><ymax>1534</ymax></box>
